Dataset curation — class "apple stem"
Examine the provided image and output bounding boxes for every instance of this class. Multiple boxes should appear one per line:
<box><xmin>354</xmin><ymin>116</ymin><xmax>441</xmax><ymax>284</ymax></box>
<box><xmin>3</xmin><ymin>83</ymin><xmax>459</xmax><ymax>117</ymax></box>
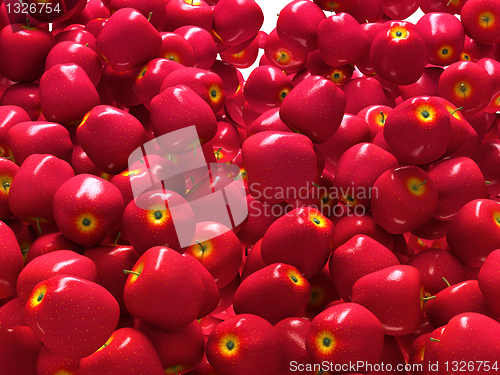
<box><xmin>485</xmin><ymin>181</ymin><xmax>491</xmax><ymax>185</ymax></box>
<box><xmin>245</xmin><ymin>247</ymin><xmax>248</xmax><ymax>256</ymax></box>
<box><xmin>196</xmin><ymin>240</ymin><xmax>205</xmax><ymax>253</ymax></box>
<box><xmin>421</xmin><ymin>296</ymin><xmax>436</xmax><ymax>301</ymax></box>
<box><xmin>85</xmin><ymin>43</ymin><xmax>89</xmax><ymax>47</ymax></box>
<box><xmin>214</xmin><ymin>148</ymin><xmax>222</xmax><ymax>161</ymax></box>
<box><xmin>442</xmin><ymin>277</ymin><xmax>451</xmax><ymax>287</ymax></box>
<box><xmin>36</xmin><ymin>217</ymin><xmax>42</xmax><ymax>234</ymax></box>
<box><xmin>114</xmin><ymin>232</ymin><xmax>121</xmax><ymax>246</ymax></box>
<box><xmin>416</xmin><ymin>180</ymin><xmax>427</xmax><ymax>188</ymax></box>
<box><xmin>233</xmin><ymin>171</ymin><xmax>244</xmax><ymax>181</ymax></box>
<box><xmin>190</xmin><ymin>176</ymin><xmax>197</xmax><ymax>188</ymax></box>
<box><xmin>147</xmin><ymin>12</ymin><xmax>152</xmax><ymax>22</ymax></box>
<box><xmin>26</xmin><ymin>17</ymin><xmax>30</xmax><ymax>29</ymax></box>
<box><xmin>446</xmin><ymin>0</ymin><xmax>453</xmax><ymax>5</ymax></box>
<box><xmin>173</xmin><ymin>367</ymin><xmax>179</xmax><ymax>375</ymax></box>
<box><xmin>21</xmin><ymin>248</ymin><xmax>29</xmax><ymax>255</ymax></box>
<box><xmin>123</xmin><ymin>270</ymin><xmax>141</xmax><ymax>277</ymax></box>
<box><xmin>277</xmin><ymin>53</ymin><xmax>285</xmax><ymax>62</ymax></box>
<box><xmin>136</xmin><ymin>156</ymin><xmax>144</xmax><ymax>164</ymax></box>
<box><xmin>430</xmin><ymin>338</ymin><xmax>441</xmax><ymax>342</ymax></box>
<box><xmin>3</xmin><ymin>156</ymin><xmax>14</xmax><ymax>160</ymax></box>
<box><xmin>450</xmin><ymin>106</ymin><xmax>463</xmax><ymax>116</ymax></box>
<box><xmin>313</xmin><ymin>183</ymin><xmax>321</xmax><ymax>188</ymax></box>
<box><xmin>380</xmin><ymin>111</ymin><xmax>385</xmax><ymax>123</ymax></box>
<box><xmin>460</xmin><ymin>83</ymin><xmax>467</xmax><ymax>97</ymax></box>
<box><xmin>193</xmin><ymin>142</ymin><xmax>197</xmax><ymax>156</ymax></box>
<box><xmin>366</xmin><ymin>19</ymin><xmax>369</xmax><ymax>23</ymax></box>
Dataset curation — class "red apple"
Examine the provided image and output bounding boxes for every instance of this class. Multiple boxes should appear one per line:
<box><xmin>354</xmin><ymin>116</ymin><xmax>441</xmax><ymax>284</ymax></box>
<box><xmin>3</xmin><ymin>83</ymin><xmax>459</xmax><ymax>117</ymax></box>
<box><xmin>109</xmin><ymin>0</ymin><xmax>166</xmax><ymax>30</ymax></box>
<box><xmin>415</xmin><ymin>12</ymin><xmax>465</xmax><ymax>66</ymax></box>
<box><xmin>351</xmin><ymin>265</ymin><xmax>425</xmax><ymax>336</ymax></box>
<box><xmin>6</xmin><ymin>121</ymin><xmax>73</xmax><ymax>165</ymax></box>
<box><xmin>306</xmin><ymin>303</ymin><xmax>385</xmax><ymax>366</ymax></box>
<box><xmin>35</xmin><ymin>346</ymin><xmax>80</xmax><ymax>375</ymax></box>
<box><xmin>370</xmin><ymin>21</ymin><xmax>427</xmax><ymax>86</ymax></box>
<box><xmin>164</xmin><ymin>0</ymin><xmax>212</xmax><ymax>32</ymax></box>
<box><xmin>16</xmin><ymin>250</ymin><xmax>99</xmax><ymax>306</ymax></box>
<box><xmin>79</xmin><ymin>327</ymin><xmax>165</xmax><ymax>375</ymax></box>
<box><xmin>446</xmin><ymin>199</ymin><xmax>500</xmax><ymax>267</ymax></box>
<box><xmin>461</xmin><ymin>0</ymin><xmax>500</xmax><ymax>45</ymax></box>
<box><xmin>26</xmin><ymin>231</ymin><xmax>84</xmax><ymax>263</ymax></box>
<box><xmin>53</xmin><ymin>174</ymin><xmax>125</xmax><ymax>247</ymax></box>
<box><xmin>406</xmin><ymin>248</ymin><xmax>465</xmax><ymax>296</ymax></box>
<box><xmin>438</xmin><ymin>60</ymin><xmax>493</xmax><ymax>116</ymax></box>
<box><xmin>383</xmin><ymin>96</ymin><xmax>451</xmax><ymax>165</ymax></box>
<box><xmin>428</xmin><ymin>157</ymin><xmax>488</xmax><ymax>221</ymax></box>
<box><xmin>150</xmin><ymin>84</ymin><xmax>217</xmax><ymax>154</ymax></box>
<box><xmin>0</xmin><ymin>326</ymin><xmax>42</xmax><ymax>375</ymax></box>
<box><xmin>0</xmin><ymin>83</ymin><xmax>41</xmax><ymax>121</ymax></box>
<box><xmin>212</xmin><ymin>0</ymin><xmax>263</xmax><ymax>46</ymax></box>
<box><xmin>123</xmin><ymin>189</ymin><xmax>196</xmax><ymax>254</ymax></box>
<box><xmin>83</xmin><ymin>244</ymin><xmax>140</xmax><ymax>314</ymax></box>
<box><xmin>280</xmin><ymin>75</ymin><xmax>345</xmax><ymax>143</ymax></box>
<box><xmin>77</xmin><ymin>105</ymin><xmax>145</xmax><ymax>175</ymax></box>
<box><xmin>243</xmin><ymin>66</ymin><xmax>294</xmax><ymax>114</ymax></box>
<box><xmin>0</xmin><ymin>105</ymin><xmax>31</xmax><ymax>158</ymax></box>
<box><xmin>184</xmin><ymin>221</ymin><xmax>242</xmax><ymax>289</ymax></box>
<box><xmin>45</xmin><ymin>41</ymin><xmax>103</xmax><ymax>86</ymax></box>
<box><xmin>233</xmin><ymin>263</ymin><xmax>311</xmax><ymax>325</ymax></box>
<box><xmin>424</xmin><ymin>280</ymin><xmax>497</xmax><ymax>328</ymax></box>
<box><xmin>8</xmin><ymin>154</ymin><xmax>74</xmax><ymax>226</ymax></box>
<box><xmin>478</xmin><ymin>250</ymin><xmax>500</xmax><ymax>316</ymax></box>
<box><xmin>135</xmin><ymin>58</ymin><xmax>184</xmax><ymax>110</ymax></box>
<box><xmin>123</xmin><ymin>246</ymin><xmax>206</xmax><ymax>331</ymax></box>
<box><xmin>371</xmin><ymin>166</ymin><xmax>439</xmax><ymax>234</ymax></box>
<box><xmin>0</xmin><ymin>22</ymin><xmax>55</xmax><ymax>83</ymax></box>
<box><xmin>330</xmin><ymin>234</ymin><xmax>400</xmax><ymax>302</ymax></box>
<box><xmin>437</xmin><ymin>313</ymin><xmax>500</xmax><ymax>373</ymax></box>
<box><xmin>342</xmin><ymin>77</ymin><xmax>388</xmax><ymax>115</ymax></box>
<box><xmin>315</xmin><ymin>114</ymin><xmax>371</xmax><ymax>173</ymax></box>
<box><xmin>135</xmin><ymin>319</ymin><xmax>205</xmax><ymax>374</ymax></box>
<box><xmin>96</xmin><ymin>8</ymin><xmax>161</xmax><ymax>72</ymax></box>
<box><xmin>0</xmin><ymin>220</ymin><xmax>23</xmax><ymax>299</ymax></box>
<box><xmin>160</xmin><ymin>67</ymin><xmax>226</xmax><ymax>113</ymax></box>
<box><xmin>264</xmin><ymin>29</ymin><xmax>309</xmax><ymax>72</ymax></box>
<box><xmin>334</xmin><ymin>142</ymin><xmax>399</xmax><ymax>209</ymax></box>
<box><xmin>25</xmin><ymin>275</ymin><xmax>120</xmax><ymax>358</ymax></box>
<box><xmin>260</xmin><ymin>207</ymin><xmax>334</xmax><ymax>279</ymax></box>
<box><xmin>174</xmin><ymin>26</ymin><xmax>217</xmax><ymax>70</ymax></box>
<box><xmin>206</xmin><ymin>314</ymin><xmax>280</xmax><ymax>375</ymax></box>
<box><xmin>317</xmin><ymin>12</ymin><xmax>370</xmax><ymax>68</ymax></box>
<box><xmin>40</xmin><ymin>63</ymin><xmax>100</xmax><ymax>126</ymax></box>
<box><xmin>0</xmin><ymin>158</ymin><xmax>19</xmax><ymax>220</ymax></box>
<box><xmin>276</xmin><ymin>0</ymin><xmax>325</xmax><ymax>52</ymax></box>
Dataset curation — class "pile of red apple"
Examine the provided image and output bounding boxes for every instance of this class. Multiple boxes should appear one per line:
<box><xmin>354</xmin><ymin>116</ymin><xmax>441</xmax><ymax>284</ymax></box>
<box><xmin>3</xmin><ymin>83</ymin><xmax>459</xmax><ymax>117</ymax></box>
<box><xmin>1</xmin><ymin>0</ymin><xmax>500</xmax><ymax>374</ymax></box>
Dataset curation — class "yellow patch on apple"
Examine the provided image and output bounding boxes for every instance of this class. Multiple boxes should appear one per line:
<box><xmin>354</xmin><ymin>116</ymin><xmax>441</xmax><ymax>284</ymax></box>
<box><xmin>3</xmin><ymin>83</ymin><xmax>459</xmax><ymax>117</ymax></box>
<box><xmin>315</xmin><ymin>330</ymin><xmax>336</xmax><ymax>355</ymax></box>
<box><xmin>415</xmin><ymin>104</ymin><xmax>437</xmax><ymax>122</ymax></box>
<box><xmin>287</xmin><ymin>269</ymin><xmax>307</xmax><ymax>287</ymax></box>
<box><xmin>218</xmin><ymin>334</ymin><xmax>240</xmax><ymax>357</ymax></box>
<box><xmin>76</xmin><ymin>213</ymin><xmax>98</xmax><ymax>233</ymax></box>
<box><xmin>29</xmin><ymin>284</ymin><xmax>48</xmax><ymax>309</ymax></box>
<box><xmin>407</xmin><ymin>177</ymin><xmax>427</xmax><ymax>196</ymax></box>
